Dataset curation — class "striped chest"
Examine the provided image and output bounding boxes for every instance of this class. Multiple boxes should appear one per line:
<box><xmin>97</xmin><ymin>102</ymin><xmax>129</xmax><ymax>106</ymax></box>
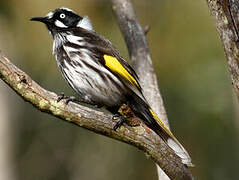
<box><xmin>53</xmin><ymin>33</ymin><xmax>127</xmax><ymax>106</ymax></box>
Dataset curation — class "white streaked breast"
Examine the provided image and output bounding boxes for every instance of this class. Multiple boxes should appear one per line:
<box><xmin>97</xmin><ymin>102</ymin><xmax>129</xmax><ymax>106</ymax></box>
<box><xmin>53</xmin><ymin>33</ymin><xmax>66</xmax><ymax>54</ymax></box>
<box><xmin>66</xmin><ymin>35</ymin><xmax>85</xmax><ymax>46</ymax></box>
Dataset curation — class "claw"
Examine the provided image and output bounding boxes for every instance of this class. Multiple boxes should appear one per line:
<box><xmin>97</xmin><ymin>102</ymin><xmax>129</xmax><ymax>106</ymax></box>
<box><xmin>113</xmin><ymin>115</ymin><xmax>126</xmax><ymax>131</ymax></box>
<box><xmin>112</xmin><ymin>114</ymin><xmax>120</xmax><ymax>120</ymax></box>
<box><xmin>57</xmin><ymin>93</ymin><xmax>102</xmax><ymax>107</ymax></box>
<box><xmin>94</xmin><ymin>104</ymin><xmax>103</xmax><ymax>108</ymax></box>
<box><xmin>57</xmin><ymin>92</ymin><xmax>65</xmax><ymax>102</ymax></box>
<box><xmin>57</xmin><ymin>93</ymin><xmax>77</xmax><ymax>104</ymax></box>
<box><xmin>65</xmin><ymin>96</ymin><xmax>77</xmax><ymax>104</ymax></box>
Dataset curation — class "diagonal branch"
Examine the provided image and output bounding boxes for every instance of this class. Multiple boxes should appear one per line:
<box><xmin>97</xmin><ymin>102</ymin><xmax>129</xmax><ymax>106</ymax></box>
<box><xmin>0</xmin><ymin>53</ymin><xmax>192</xmax><ymax>180</ymax></box>
<box><xmin>0</xmin><ymin>1</ymin><xmax>193</xmax><ymax>179</ymax></box>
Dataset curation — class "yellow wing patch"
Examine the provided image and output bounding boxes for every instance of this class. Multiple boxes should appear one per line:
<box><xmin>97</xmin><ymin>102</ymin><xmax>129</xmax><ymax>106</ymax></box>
<box><xmin>103</xmin><ymin>54</ymin><xmax>139</xmax><ymax>88</ymax></box>
<box><xmin>149</xmin><ymin>109</ymin><xmax>174</xmax><ymax>138</ymax></box>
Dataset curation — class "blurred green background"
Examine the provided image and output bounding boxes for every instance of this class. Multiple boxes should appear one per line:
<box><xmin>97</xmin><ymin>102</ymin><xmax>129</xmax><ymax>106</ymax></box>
<box><xmin>0</xmin><ymin>0</ymin><xmax>238</xmax><ymax>179</ymax></box>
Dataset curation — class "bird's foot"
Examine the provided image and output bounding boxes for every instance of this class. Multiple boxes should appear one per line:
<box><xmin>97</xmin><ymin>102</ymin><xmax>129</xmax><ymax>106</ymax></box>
<box><xmin>57</xmin><ymin>92</ymin><xmax>78</xmax><ymax>104</ymax></box>
<box><xmin>112</xmin><ymin>115</ymin><xmax>126</xmax><ymax>131</ymax></box>
<box><xmin>57</xmin><ymin>92</ymin><xmax>66</xmax><ymax>102</ymax></box>
<box><xmin>57</xmin><ymin>92</ymin><xmax>102</xmax><ymax>107</ymax></box>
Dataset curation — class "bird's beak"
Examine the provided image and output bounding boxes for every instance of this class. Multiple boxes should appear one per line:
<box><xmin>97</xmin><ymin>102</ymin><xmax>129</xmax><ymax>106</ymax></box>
<box><xmin>30</xmin><ymin>16</ymin><xmax>49</xmax><ymax>24</ymax></box>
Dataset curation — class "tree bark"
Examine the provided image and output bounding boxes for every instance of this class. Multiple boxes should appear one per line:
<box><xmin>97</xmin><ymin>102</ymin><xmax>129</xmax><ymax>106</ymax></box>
<box><xmin>207</xmin><ymin>0</ymin><xmax>239</xmax><ymax>101</ymax></box>
<box><xmin>111</xmin><ymin>0</ymin><xmax>171</xmax><ymax>179</ymax></box>
<box><xmin>0</xmin><ymin>52</ymin><xmax>192</xmax><ymax>180</ymax></box>
<box><xmin>0</xmin><ymin>0</ymin><xmax>194</xmax><ymax>179</ymax></box>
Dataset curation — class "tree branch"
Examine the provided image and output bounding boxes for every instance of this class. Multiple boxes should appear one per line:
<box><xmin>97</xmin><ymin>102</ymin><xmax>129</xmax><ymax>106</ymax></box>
<box><xmin>0</xmin><ymin>53</ymin><xmax>192</xmax><ymax>180</ymax></box>
<box><xmin>111</xmin><ymin>0</ymin><xmax>169</xmax><ymax>127</ymax></box>
<box><xmin>111</xmin><ymin>0</ymin><xmax>186</xmax><ymax>179</ymax></box>
<box><xmin>0</xmin><ymin>1</ymin><xmax>193</xmax><ymax>179</ymax></box>
<box><xmin>206</xmin><ymin>0</ymin><xmax>239</xmax><ymax>101</ymax></box>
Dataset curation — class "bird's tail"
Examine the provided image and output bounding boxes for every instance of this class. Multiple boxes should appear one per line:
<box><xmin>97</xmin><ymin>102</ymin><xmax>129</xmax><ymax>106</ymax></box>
<box><xmin>129</xmin><ymin>96</ymin><xmax>193</xmax><ymax>167</ymax></box>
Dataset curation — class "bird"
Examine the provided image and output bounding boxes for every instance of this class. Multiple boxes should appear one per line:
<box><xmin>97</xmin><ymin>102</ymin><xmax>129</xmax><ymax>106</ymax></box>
<box><xmin>30</xmin><ymin>7</ymin><xmax>192</xmax><ymax>166</ymax></box>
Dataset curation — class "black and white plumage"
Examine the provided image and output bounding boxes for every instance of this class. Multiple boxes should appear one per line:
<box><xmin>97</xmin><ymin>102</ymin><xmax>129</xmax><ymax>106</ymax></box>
<box><xmin>30</xmin><ymin>7</ymin><xmax>192</xmax><ymax>166</ymax></box>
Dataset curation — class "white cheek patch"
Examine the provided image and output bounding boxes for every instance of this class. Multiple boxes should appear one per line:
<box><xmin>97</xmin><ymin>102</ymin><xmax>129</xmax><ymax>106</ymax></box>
<box><xmin>77</xmin><ymin>16</ymin><xmax>93</xmax><ymax>31</ymax></box>
<box><xmin>55</xmin><ymin>20</ymin><xmax>68</xmax><ymax>28</ymax></box>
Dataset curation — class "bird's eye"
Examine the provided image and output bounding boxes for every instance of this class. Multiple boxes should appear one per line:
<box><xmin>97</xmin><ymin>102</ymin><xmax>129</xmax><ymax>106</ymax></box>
<box><xmin>60</xmin><ymin>13</ymin><xmax>66</xmax><ymax>19</ymax></box>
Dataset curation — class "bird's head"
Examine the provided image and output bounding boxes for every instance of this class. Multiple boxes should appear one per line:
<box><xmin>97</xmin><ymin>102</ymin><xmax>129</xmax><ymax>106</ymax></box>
<box><xmin>30</xmin><ymin>7</ymin><xmax>93</xmax><ymax>35</ymax></box>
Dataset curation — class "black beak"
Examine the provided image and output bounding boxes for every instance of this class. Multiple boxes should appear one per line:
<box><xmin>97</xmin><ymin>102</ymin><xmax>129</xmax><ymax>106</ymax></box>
<box><xmin>30</xmin><ymin>16</ymin><xmax>49</xmax><ymax>24</ymax></box>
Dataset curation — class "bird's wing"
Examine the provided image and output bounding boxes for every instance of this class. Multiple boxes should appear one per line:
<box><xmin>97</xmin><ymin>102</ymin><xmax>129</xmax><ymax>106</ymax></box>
<box><xmin>62</xmin><ymin>27</ymin><xmax>144</xmax><ymax>99</ymax></box>
<box><xmin>102</xmin><ymin>54</ymin><xmax>141</xmax><ymax>90</ymax></box>
<box><xmin>88</xmin><ymin>32</ymin><xmax>144</xmax><ymax>99</ymax></box>
<box><xmin>88</xmin><ymin>31</ymin><xmax>193</xmax><ymax>166</ymax></box>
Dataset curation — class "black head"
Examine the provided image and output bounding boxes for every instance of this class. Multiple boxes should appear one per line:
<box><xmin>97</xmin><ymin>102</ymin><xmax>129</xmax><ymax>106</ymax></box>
<box><xmin>30</xmin><ymin>8</ymin><xmax>92</xmax><ymax>34</ymax></box>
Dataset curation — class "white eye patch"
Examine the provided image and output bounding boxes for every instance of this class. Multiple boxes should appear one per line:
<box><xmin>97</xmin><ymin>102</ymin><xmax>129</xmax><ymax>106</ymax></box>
<box><xmin>55</xmin><ymin>20</ymin><xmax>68</xmax><ymax>28</ymax></box>
<box><xmin>60</xmin><ymin>13</ymin><xmax>65</xmax><ymax>19</ymax></box>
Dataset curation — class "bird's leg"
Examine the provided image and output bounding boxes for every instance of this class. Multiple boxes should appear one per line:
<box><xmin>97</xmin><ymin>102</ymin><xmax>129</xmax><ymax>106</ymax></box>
<box><xmin>57</xmin><ymin>92</ymin><xmax>81</xmax><ymax>104</ymax></box>
<box><xmin>112</xmin><ymin>103</ymin><xmax>134</xmax><ymax>131</ymax></box>
<box><xmin>57</xmin><ymin>92</ymin><xmax>102</xmax><ymax>108</ymax></box>
<box><xmin>65</xmin><ymin>96</ymin><xmax>79</xmax><ymax>104</ymax></box>
<box><xmin>112</xmin><ymin>104</ymin><xmax>141</xmax><ymax>131</ymax></box>
<box><xmin>57</xmin><ymin>92</ymin><xmax>66</xmax><ymax>102</ymax></box>
<box><xmin>112</xmin><ymin>115</ymin><xmax>126</xmax><ymax>131</ymax></box>
<box><xmin>57</xmin><ymin>92</ymin><xmax>77</xmax><ymax>104</ymax></box>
